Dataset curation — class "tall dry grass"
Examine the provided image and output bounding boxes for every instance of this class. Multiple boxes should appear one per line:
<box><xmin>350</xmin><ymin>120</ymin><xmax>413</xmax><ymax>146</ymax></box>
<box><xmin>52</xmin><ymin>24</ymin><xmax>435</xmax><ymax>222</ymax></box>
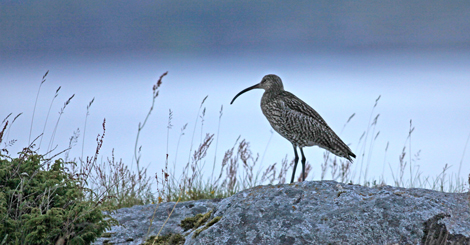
<box><xmin>1</xmin><ymin>70</ymin><xmax>468</xmax><ymax>211</ymax></box>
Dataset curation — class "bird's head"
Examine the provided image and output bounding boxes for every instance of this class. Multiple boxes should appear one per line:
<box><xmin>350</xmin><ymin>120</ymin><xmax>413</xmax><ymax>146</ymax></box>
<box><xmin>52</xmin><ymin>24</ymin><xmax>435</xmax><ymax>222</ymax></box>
<box><xmin>230</xmin><ymin>74</ymin><xmax>284</xmax><ymax>104</ymax></box>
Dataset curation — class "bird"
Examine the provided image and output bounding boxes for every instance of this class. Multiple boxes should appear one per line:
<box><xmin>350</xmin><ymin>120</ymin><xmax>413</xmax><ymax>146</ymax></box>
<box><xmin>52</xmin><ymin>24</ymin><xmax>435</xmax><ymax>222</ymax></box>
<box><xmin>230</xmin><ymin>74</ymin><xmax>356</xmax><ymax>183</ymax></box>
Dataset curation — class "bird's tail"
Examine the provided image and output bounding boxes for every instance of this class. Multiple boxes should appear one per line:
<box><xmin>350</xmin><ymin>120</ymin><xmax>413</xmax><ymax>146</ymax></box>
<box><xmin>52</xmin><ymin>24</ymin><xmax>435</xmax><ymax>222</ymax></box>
<box><xmin>325</xmin><ymin>136</ymin><xmax>356</xmax><ymax>162</ymax></box>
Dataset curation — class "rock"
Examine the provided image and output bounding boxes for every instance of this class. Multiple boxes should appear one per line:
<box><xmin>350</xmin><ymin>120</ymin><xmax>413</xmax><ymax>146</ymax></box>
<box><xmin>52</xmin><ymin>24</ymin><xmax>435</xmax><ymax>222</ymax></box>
<box><xmin>93</xmin><ymin>198</ymin><xmax>220</xmax><ymax>245</ymax></box>
<box><xmin>93</xmin><ymin>181</ymin><xmax>470</xmax><ymax>245</ymax></box>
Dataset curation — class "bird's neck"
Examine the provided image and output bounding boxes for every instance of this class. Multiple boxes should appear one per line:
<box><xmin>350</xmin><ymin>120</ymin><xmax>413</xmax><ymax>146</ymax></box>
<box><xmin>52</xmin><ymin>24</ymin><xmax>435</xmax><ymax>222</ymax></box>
<box><xmin>261</xmin><ymin>89</ymin><xmax>282</xmax><ymax>104</ymax></box>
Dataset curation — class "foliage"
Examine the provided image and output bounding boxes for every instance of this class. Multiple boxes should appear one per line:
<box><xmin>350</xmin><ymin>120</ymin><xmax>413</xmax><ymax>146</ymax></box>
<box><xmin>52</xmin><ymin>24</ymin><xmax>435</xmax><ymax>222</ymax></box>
<box><xmin>0</xmin><ymin>149</ymin><xmax>116</xmax><ymax>245</ymax></box>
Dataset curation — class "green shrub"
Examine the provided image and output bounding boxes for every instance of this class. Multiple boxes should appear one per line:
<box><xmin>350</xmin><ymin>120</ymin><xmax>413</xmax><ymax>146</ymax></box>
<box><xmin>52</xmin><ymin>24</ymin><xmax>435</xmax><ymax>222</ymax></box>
<box><xmin>0</xmin><ymin>149</ymin><xmax>117</xmax><ymax>245</ymax></box>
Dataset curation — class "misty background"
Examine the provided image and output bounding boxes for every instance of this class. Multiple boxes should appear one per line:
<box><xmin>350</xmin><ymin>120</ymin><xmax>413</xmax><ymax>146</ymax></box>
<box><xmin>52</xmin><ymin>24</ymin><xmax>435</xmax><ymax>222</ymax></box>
<box><xmin>1</xmin><ymin>1</ymin><xmax>470</xmax><ymax>189</ymax></box>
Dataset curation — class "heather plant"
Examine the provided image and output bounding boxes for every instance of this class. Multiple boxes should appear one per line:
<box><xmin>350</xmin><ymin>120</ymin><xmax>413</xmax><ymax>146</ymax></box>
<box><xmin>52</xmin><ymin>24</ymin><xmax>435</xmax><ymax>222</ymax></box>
<box><xmin>0</xmin><ymin>146</ymin><xmax>116</xmax><ymax>244</ymax></box>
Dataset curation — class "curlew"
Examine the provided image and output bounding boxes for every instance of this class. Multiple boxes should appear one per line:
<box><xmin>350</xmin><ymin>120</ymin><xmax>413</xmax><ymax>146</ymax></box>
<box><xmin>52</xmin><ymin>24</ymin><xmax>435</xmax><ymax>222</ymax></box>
<box><xmin>230</xmin><ymin>74</ymin><xmax>355</xmax><ymax>183</ymax></box>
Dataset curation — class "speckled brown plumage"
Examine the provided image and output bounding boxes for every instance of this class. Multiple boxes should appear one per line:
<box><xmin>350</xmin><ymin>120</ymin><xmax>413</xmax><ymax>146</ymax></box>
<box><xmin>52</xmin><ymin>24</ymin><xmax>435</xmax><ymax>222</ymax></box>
<box><xmin>231</xmin><ymin>74</ymin><xmax>355</xmax><ymax>183</ymax></box>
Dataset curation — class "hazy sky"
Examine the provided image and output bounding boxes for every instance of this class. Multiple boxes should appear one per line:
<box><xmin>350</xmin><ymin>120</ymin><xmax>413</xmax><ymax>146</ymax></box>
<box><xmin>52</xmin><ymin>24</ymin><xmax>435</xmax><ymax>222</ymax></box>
<box><xmin>1</xmin><ymin>1</ymin><xmax>470</xmax><ymax>190</ymax></box>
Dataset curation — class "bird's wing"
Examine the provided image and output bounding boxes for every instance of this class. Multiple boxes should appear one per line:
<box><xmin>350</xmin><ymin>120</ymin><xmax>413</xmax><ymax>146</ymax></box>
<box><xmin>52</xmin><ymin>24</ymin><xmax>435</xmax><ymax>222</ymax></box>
<box><xmin>280</xmin><ymin>91</ymin><xmax>355</xmax><ymax>161</ymax></box>
<box><xmin>280</xmin><ymin>91</ymin><xmax>329</xmax><ymax>127</ymax></box>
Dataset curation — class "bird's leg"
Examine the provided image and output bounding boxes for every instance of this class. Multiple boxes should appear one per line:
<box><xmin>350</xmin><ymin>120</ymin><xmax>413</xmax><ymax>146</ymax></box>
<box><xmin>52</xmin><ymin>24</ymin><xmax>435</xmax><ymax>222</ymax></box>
<box><xmin>290</xmin><ymin>144</ymin><xmax>299</xmax><ymax>184</ymax></box>
<box><xmin>300</xmin><ymin>147</ymin><xmax>306</xmax><ymax>182</ymax></box>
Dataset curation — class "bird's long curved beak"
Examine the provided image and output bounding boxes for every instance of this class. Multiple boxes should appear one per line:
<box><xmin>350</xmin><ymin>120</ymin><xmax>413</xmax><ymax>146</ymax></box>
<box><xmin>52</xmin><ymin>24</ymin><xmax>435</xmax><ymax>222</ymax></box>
<box><xmin>230</xmin><ymin>83</ymin><xmax>261</xmax><ymax>104</ymax></box>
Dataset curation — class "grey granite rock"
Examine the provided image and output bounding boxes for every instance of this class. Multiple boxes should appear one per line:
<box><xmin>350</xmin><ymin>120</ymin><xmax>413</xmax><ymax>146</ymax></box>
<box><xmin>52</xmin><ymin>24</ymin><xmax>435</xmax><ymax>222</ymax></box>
<box><xmin>93</xmin><ymin>181</ymin><xmax>470</xmax><ymax>245</ymax></box>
